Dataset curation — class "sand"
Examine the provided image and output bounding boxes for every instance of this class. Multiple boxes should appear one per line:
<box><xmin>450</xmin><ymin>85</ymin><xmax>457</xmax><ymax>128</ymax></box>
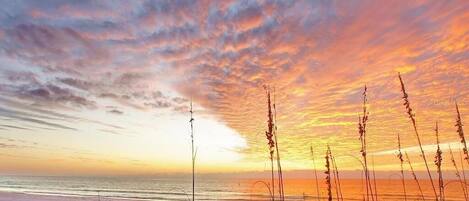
<box><xmin>0</xmin><ymin>191</ymin><xmax>139</xmax><ymax>201</ymax></box>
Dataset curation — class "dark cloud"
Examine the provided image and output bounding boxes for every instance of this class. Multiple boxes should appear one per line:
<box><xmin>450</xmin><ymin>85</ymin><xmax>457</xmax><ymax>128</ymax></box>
<box><xmin>0</xmin><ymin>143</ymin><xmax>18</xmax><ymax>148</ymax></box>
<box><xmin>99</xmin><ymin>92</ymin><xmax>119</xmax><ymax>99</ymax></box>
<box><xmin>26</xmin><ymin>88</ymin><xmax>50</xmax><ymax>99</ymax></box>
<box><xmin>98</xmin><ymin>90</ymin><xmax>187</xmax><ymax>111</ymax></box>
<box><xmin>0</xmin><ymin>107</ymin><xmax>77</xmax><ymax>131</ymax></box>
<box><xmin>144</xmin><ymin>100</ymin><xmax>172</xmax><ymax>108</ymax></box>
<box><xmin>0</xmin><ymin>97</ymin><xmax>123</xmax><ymax>131</ymax></box>
<box><xmin>2</xmin><ymin>24</ymin><xmax>109</xmax><ymax>71</ymax></box>
<box><xmin>172</xmin><ymin>97</ymin><xmax>188</xmax><ymax>104</ymax></box>
<box><xmin>146</xmin><ymin>23</ymin><xmax>199</xmax><ymax>44</ymax></box>
<box><xmin>0</xmin><ymin>124</ymin><xmax>31</xmax><ymax>130</ymax></box>
<box><xmin>0</xmin><ymin>99</ymin><xmax>70</xmax><ymax>121</ymax></box>
<box><xmin>107</xmin><ymin>109</ymin><xmax>123</xmax><ymax>115</ymax></box>
<box><xmin>4</xmin><ymin>70</ymin><xmax>38</xmax><ymax>84</ymax></box>
<box><xmin>98</xmin><ymin>129</ymin><xmax>121</xmax><ymax>135</ymax></box>
<box><xmin>57</xmin><ymin>77</ymin><xmax>94</xmax><ymax>90</ymax></box>
<box><xmin>152</xmin><ymin>91</ymin><xmax>164</xmax><ymax>99</ymax></box>
<box><xmin>173</xmin><ymin>105</ymin><xmax>189</xmax><ymax>113</ymax></box>
<box><xmin>110</xmin><ymin>72</ymin><xmax>158</xmax><ymax>92</ymax></box>
<box><xmin>18</xmin><ymin>84</ymin><xmax>96</xmax><ymax>109</ymax></box>
<box><xmin>225</xmin><ymin>0</ymin><xmax>264</xmax><ymax>30</ymax></box>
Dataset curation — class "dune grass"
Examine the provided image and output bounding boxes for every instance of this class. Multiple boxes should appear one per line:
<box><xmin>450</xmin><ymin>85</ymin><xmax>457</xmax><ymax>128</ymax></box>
<box><xmin>398</xmin><ymin>73</ymin><xmax>438</xmax><ymax>200</ymax></box>
<box><xmin>272</xmin><ymin>88</ymin><xmax>285</xmax><ymax>200</ymax></box>
<box><xmin>243</xmin><ymin>73</ymin><xmax>469</xmax><ymax>201</ymax></box>
<box><xmin>396</xmin><ymin>133</ymin><xmax>407</xmax><ymax>201</ymax></box>
<box><xmin>456</xmin><ymin>103</ymin><xmax>469</xmax><ymax>165</ymax></box>
<box><xmin>434</xmin><ymin>121</ymin><xmax>444</xmax><ymax>200</ymax></box>
<box><xmin>265</xmin><ymin>88</ymin><xmax>276</xmax><ymax>201</ymax></box>
<box><xmin>310</xmin><ymin>146</ymin><xmax>321</xmax><ymax>201</ymax></box>
<box><xmin>190</xmin><ymin>99</ymin><xmax>196</xmax><ymax>201</ymax></box>
<box><xmin>325</xmin><ymin>145</ymin><xmax>333</xmax><ymax>201</ymax></box>
<box><xmin>449</xmin><ymin>145</ymin><xmax>468</xmax><ymax>200</ymax></box>
<box><xmin>405</xmin><ymin>151</ymin><xmax>426</xmax><ymax>200</ymax></box>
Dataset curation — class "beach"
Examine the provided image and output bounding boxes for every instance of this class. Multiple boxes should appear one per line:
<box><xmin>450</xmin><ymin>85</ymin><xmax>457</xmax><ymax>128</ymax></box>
<box><xmin>0</xmin><ymin>191</ymin><xmax>130</xmax><ymax>201</ymax></box>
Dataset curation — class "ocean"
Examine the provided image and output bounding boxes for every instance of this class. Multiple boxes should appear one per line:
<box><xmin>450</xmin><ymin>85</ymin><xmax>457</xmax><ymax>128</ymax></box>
<box><xmin>0</xmin><ymin>176</ymin><xmax>466</xmax><ymax>200</ymax></box>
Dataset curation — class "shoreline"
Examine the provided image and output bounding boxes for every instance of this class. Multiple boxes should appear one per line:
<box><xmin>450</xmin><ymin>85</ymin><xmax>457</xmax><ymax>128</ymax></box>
<box><xmin>0</xmin><ymin>191</ymin><xmax>142</xmax><ymax>201</ymax></box>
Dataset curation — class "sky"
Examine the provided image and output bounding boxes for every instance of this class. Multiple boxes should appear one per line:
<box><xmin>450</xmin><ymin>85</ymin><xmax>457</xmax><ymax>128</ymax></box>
<box><xmin>0</xmin><ymin>0</ymin><xmax>468</xmax><ymax>176</ymax></box>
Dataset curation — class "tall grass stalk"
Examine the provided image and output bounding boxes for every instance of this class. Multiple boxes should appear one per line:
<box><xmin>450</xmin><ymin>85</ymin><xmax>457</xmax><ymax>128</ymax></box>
<box><xmin>398</xmin><ymin>73</ymin><xmax>438</xmax><ymax>200</ymax></box>
<box><xmin>331</xmin><ymin>152</ymin><xmax>344</xmax><ymax>201</ymax></box>
<box><xmin>332</xmin><ymin>156</ymin><xmax>340</xmax><ymax>201</ymax></box>
<box><xmin>272</xmin><ymin>89</ymin><xmax>285</xmax><ymax>200</ymax></box>
<box><xmin>460</xmin><ymin>151</ymin><xmax>468</xmax><ymax>198</ymax></box>
<box><xmin>265</xmin><ymin>88</ymin><xmax>276</xmax><ymax>201</ymax></box>
<box><xmin>449</xmin><ymin>145</ymin><xmax>468</xmax><ymax>200</ymax></box>
<box><xmin>344</xmin><ymin>154</ymin><xmax>366</xmax><ymax>201</ymax></box>
<box><xmin>358</xmin><ymin>85</ymin><xmax>374</xmax><ymax>201</ymax></box>
<box><xmin>434</xmin><ymin>122</ymin><xmax>444</xmax><ymax>201</ymax></box>
<box><xmin>190</xmin><ymin>99</ymin><xmax>196</xmax><ymax>201</ymax></box>
<box><xmin>371</xmin><ymin>155</ymin><xmax>378</xmax><ymax>201</ymax></box>
<box><xmin>310</xmin><ymin>146</ymin><xmax>321</xmax><ymax>201</ymax></box>
<box><xmin>251</xmin><ymin>181</ymin><xmax>274</xmax><ymax>201</ymax></box>
<box><xmin>397</xmin><ymin>133</ymin><xmax>407</xmax><ymax>201</ymax></box>
<box><xmin>456</xmin><ymin>102</ymin><xmax>469</xmax><ymax>198</ymax></box>
<box><xmin>405</xmin><ymin>152</ymin><xmax>425</xmax><ymax>201</ymax></box>
<box><xmin>325</xmin><ymin>145</ymin><xmax>332</xmax><ymax>201</ymax></box>
<box><xmin>456</xmin><ymin>102</ymin><xmax>469</xmax><ymax>165</ymax></box>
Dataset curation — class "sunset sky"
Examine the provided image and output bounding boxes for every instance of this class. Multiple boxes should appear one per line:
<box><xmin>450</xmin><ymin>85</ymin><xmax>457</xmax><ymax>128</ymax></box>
<box><xmin>0</xmin><ymin>0</ymin><xmax>468</xmax><ymax>176</ymax></box>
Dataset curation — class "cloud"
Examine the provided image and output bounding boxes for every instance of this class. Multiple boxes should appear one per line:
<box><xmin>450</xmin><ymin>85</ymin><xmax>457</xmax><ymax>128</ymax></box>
<box><xmin>0</xmin><ymin>97</ymin><xmax>124</xmax><ymax>131</ymax></box>
<box><xmin>98</xmin><ymin>90</ymin><xmax>187</xmax><ymax>111</ymax></box>
<box><xmin>0</xmin><ymin>0</ymin><xmax>468</xmax><ymax>171</ymax></box>
<box><xmin>172</xmin><ymin>97</ymin><xmax>188</xmax><ymax>104</ymax></box>
<box><xmin>4</xmin><ymin>70</ymin><xmax>38</xmax><ymax>83</ymax></box>
<box><xmin>144</xmin><ymin>100</ymin><xmax>172</xmax><ymax>109</ymax></box>
<box><xmin>113</xmin><ymin>72</ymin><xmax>155</xmax><ymax>89</ymax></box>
<box><xmin>2</xmin><ymin>24</ymin><xmax>109</xmax><ymax>72</ymax></box>
<box><xmin>0</xmin><ymin>124</ymin><xmax>31</xmax><ymax>130</ymax></box>
<box><xmin>372</xmin><ymin>141</ymin><xmax>464</xmax><ymax>157</ymax></box>
<box><xmin>0</xmin><ymin>107</ymin><xmax>77</xmax><ymax>131</ymax></box>
<box><xmin>0</xmin><ymin>143</ymin><xmax>18</xmax><ymax>149</ymax></box>
<box><xmin>17</xmin><ymin>84</ymin><xmax>97</xmax><ymax>109</ymax></box>
<box><xmin>107</xmin><ymin>109</ymin><xmax>123</xmax><ymax>115</ymax></box>
<box><xmin>57</xmin><ymin>77</ymin><xmax>95</xmax><ymax>90</ymax></box>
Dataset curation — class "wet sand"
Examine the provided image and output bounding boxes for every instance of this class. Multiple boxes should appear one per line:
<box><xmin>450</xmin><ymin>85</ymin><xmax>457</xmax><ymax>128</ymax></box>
<box><xmin>0</xmin><ymin>191</ymin><xmax>139</xmax><ymax>201</ymax></box>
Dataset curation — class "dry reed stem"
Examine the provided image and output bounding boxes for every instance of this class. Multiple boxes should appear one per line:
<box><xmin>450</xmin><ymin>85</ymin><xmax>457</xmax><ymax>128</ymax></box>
<box><xmin>460</xmin><ymin>151</ymin><xmax>469</xmax><ymax>198</ymax></box>
<box><xmin>456</xmin><ymin>103</ymin><xmax>469</xmax><ymax>198</ymax></box>
<box><xmin>398</xmin><ymin>73</ymin><xmax>438</xmax><ymax>200</ymax></box>
<box><xmin>358</xmin><ymin>85</ymin><xmax>374</xmax><ymax>201</ymax></box>
<box><xmin>272</xmin><ymin>88</ymin><xmax>285</xmax><ymax>200</ymax></box>
<box><xmin>265</xmin><ymin>87</ymin><xmax>276</xmax><ymax>201</ymax></box>
<box><xmin>332</xmin><ymin>156</ymin><xmax>340</xmax><ymax>201</ymax></box>
<box><xmin>331</xmin><ymin>153</ymin><xmax>344</xmax><ymax>201</ymax></box>
<box><xmin>405</xmin><ymin>152</ymin><xmax>426</xmax><ymax>201</ymax></box>
<box><xmin>190</xmin><ymin>99</ymin><xmax>196</xmax><ymax>201</ymax></box>
<box><xmin>456</xmin><ymin>103</ymin><xmax>469</xmax><ymax>164</ymax></box>
<box><xmin>434</xmin><ymin>122</ymin><xmax>444</xmax><ymax>201</ymax></box>
<box><xmin>344</xmin><ymin>154</ymin><xmax>366</xmax><ymax>200</ymax></box>
<box><xmin>311</xmin><ymin>146</ymin><xmax>321</xmax><ymax>201</ymax></box>
<box><xmin>250</xmin><ymin>180</ymin><xmax>274</xmax><ymax>201</ymax></box>
<box><xmin>371</xmin><ymin>156</ymin><xmax>378</xmax><ymax>201</ymax></box>
<box><xmin>325</xmin><ymin>145</ymin><xmax>332</xmax><ymax>201</ymax></box>
<box><xmin>449</xmin><ymin>145</ymin><xmax>468</xmax><ymax>200</ymax></box>
<box><xmin>397</xmin><ymin>133</ymin><xmax>407</xmax><ymax>201</ymax></box>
